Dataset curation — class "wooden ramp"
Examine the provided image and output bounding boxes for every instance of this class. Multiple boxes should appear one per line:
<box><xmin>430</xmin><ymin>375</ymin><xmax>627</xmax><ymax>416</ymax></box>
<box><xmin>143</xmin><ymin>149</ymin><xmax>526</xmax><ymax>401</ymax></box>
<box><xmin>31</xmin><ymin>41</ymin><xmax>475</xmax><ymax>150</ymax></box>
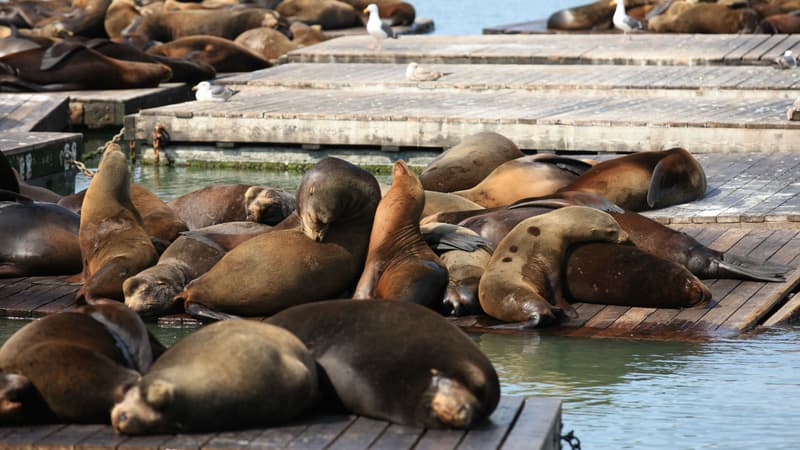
<box><xmin>0</xmin><ymin>225</ymin><xmax>797</xmax><ymax>340</ymax></box>
<box><xmin>285</xmin><ymin>34</ymin><xmax>800</xmax><ymax>66</ymax></box>
<box><xmin>0</xmin><ymin>396</ymin><xmax>560</xmax><ymax>450</ymax></box>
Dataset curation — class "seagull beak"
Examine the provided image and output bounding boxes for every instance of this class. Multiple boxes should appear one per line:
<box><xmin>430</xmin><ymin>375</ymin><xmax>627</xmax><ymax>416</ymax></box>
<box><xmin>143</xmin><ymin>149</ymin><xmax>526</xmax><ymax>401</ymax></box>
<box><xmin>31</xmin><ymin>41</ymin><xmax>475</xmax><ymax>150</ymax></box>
<box><xmin>192</xmin><ymin>86</ymin><xmax>198</xmax><ymax>91</ymax></box>
<box><xmin>362</xmin><ymin>7</ymin><xmax>369</xmax><ymax>13</ymax></box>
<box><xmin>609</xmin><ymin>0</ymin><xmax>616</xmax><ymax>5</ymax></box>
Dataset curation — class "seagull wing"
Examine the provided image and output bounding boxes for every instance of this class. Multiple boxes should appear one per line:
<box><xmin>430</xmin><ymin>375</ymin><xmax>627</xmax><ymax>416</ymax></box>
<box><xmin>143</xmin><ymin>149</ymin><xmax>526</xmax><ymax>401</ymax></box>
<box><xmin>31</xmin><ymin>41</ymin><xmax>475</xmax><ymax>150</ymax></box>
<box><xmin>623</xmin><ymin>15</ymin><xmax>643</xmax><ymax>30</ymax></box>
<box><xmin>381</xmin><ymin>21</ymin><xmax>397</xmax><ymax>38</ymax></box>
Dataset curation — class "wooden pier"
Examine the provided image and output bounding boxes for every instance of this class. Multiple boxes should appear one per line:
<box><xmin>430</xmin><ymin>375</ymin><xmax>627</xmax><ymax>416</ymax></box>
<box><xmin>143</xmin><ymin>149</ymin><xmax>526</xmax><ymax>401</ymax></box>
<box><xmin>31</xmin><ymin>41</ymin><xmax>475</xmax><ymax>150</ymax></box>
<box><xmin>0</xmin><ymin>396</ymin><xmax>560</xmax><ymax>450</ymax></box>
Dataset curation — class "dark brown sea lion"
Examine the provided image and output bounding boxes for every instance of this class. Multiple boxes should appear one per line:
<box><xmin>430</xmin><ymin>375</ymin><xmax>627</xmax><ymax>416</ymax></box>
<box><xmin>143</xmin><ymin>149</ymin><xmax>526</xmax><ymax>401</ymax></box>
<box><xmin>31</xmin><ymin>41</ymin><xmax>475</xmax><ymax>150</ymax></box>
<box><xmin>0</xmin><ymin>41</ymin><xmax>171</xmax><ymax>91</ymax></box>
<box><xmin>146</xmin><ymin>35</ymin><xmax>270</xmax><ymax>72</ymax></box>
<box><xmin>132</xmin><ymin>8</ymin><xmax>278</xmax><ymax>42</ymax></box>
<box><xmin>111</xmin><ymin>320</ymin><xmax>318</xmax><ymax>434</ymax></box>
<box><xmin>0</xmin><ymin>306</ymin><xmax>158</xmax><ymax>424</ymax></box>
<box><xmin>176</xmin><ymin>157</ymin><xmax>380</xmax><ymax>317</ymax></box>
<box><xmin>421</xmin><ymin>222</ymin><xmax>492</xmax><ymax>316</ymax></box>
<box><xmin>565</xmin><ymin>241</ymin><xmax>711</xmax><ymax>308</ymax></box>
<box><xmin>419</xmin><ymin>131</ymin><xmax>524</xmax><ymax>193</ymax></box>
<box><xmin>78</xmin><ymin>144</ymin><xmax>159</xmax><ymax>302</ymax></box>
<box><xmin>13</xmin><ymin>169</ymin><xmax>62</xmax><ymax>203</ymax></box>
<box><xmin>478</xmin><ymin>206</ymin><xmax>628</xmax><ymax>327</ymax></box>
<box><xmin>547</xmin><ymin>0</ymin><xmax>613</xmax><ymax>30</ymax></box>
<box><xmin>758</xmin><ymin>11</ymin><xmax>800</xmax><ymax>34</ymax></box>
<box><xmin>267</xmin><ymin>300</ymin><xmax>500</xmax><ymax>428</ymax></box>
<box><xmin>130</xmin><ymin>184</ymin><xmax>188</xmax><ymax>244</ymax></box>
<box><xmin>562</xmin><ymin>148</ymin><xmax>706</xmax><ymax>211</ymax></box>
<box><xmin>353</xmin><ymin>160</ymin><xmax>448</xmax><ymax>309</ymax></box>
<box><xmin>0</xmin><ymin>36</ymin><xmax>40</xmax><ymax>59</ymax></box>
<box><xmin>31</xmin><ymin>0</ymin><xmax>111</xmax><ymax>39</ymax></box>
<box><xmin>234</xmin><ymin>26</ymin><xmax>299</xmax><ymax>61</ymax></box>
<box><xmin>453</xmin><ymin>154</ymin><xmax>592</xmax><ymax>208</ymax></box>
<box><xmin>753</xmin><ymin>0</ymin><xmax>800</xmax><ymax>17</ymax></box>
<box><xmin>276</xmin><ymin>0</ymin><xmax>361</xmax><ymax>29</ymax></box>
<box><xmin>243</xmin><ymin>185</ymin><xmax>296</xmax><ymax>224</ymax></box>
<box><xmin>167</xmin><ymin>183</ymin><xmax>292</xmax><ymax>229</ymax></box>
<box><xmin>647</xmin><ymin>3</ymin><xmax>759</xmax><ymax>33</ymax></box>
<box><xmin>0</xmin><ymin>201</ymin><xmax>82</xmax><ymax>277</ymax></box>
<box><xmin>339</xmin><ymin>0</ymin><xmax>414</xmax><ymax>25</ymax></box>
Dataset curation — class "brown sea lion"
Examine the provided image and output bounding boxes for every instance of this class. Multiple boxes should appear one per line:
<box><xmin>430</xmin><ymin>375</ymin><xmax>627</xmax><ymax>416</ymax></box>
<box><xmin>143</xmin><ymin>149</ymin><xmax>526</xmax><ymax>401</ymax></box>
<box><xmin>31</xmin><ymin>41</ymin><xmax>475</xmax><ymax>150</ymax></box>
<box><xmin>0</xmin><ymin>41</ymin><xmax>171</xmax><ymax>91</ymax></box>
<box><xmin>0</xmin><ymin>201</ymin><xmax>82</xmax><ymax>277</ymax></box>
<box><xmin>753</xmin><ymin>0</ymin><xmax>800</xmax><ymax>17</ymax></box>
<box><xmin>130</xmin><ymin>184</ymin><xmax>188</xmax><ymax>244</ymax></box>
<box><xmin>104</xmin><ymin>0</ymin><xmax>142</xmax><ymax>39</ymax></box>
<box><xmin>758</xmin><ymin>11</ymin><xmax>800</xmax><ymax>34</ymax></box>
<box><xmin>565</xmin><ymin>242</ymin><xmax>711</xmax><ymax>308</ymax></box>
<box><xmin>547</xmin><ymin>0</ymin><xmax>614</xmax><ymax>30</ymax></box>
<box><xmin>646</xmin><ymin>3</ymin><xmax>759</xmax><ymax>33</ymax></box>
<box><xmin>478</xmin><ymin>206</ymin><xmax>628</xmax><ymax>327</ymax></box>
<box><xmin>167</xmin><ymin>183</ymin><xmax>292</xmax><ymax>229</ymax></box>
<box><xmin>276</xmin><ymin>0</ymin><xmax>361</xmax><ymax>29</ymax></box>
<box><xmin>242</xmin><ymin>185</ymin><xmax>296</xmax><ymax>224</ymax></box>
<box><xmin>267</xmin><ymin>300</ymin><xmax>500</xmax><ymax>428</ymax></box>
<box><xmin>78</xmin><ymin>144</ymin><xmax>159</xmax><ymax>303</ymax></box>
<box><xmin>421</xmin><ymin>222</ymin><xmax>492</xmax><ymax>316</ymax></box>
<box><xmin>338</xmin><ymin>0</ymin><xmax>414</xmax><ymax>25</ymax></box>
<box><xmin>0</xmin><ymin>307</ymin><xmax>158</xmax><ymax>424</ymax></box>
<box><xmin>0</xmin><ymin>36</ymin><xmax>40</xmax><ymax>59</ymax></box>
<box><xmin>289</xmin><ymin>21</ymin><xmax>327</xmax><ymax>46</ymax></box>
<box><xmin>132</xmin><ymin>8</ymin><xmax>279</xmax><ymax>42</ymax></box>
<box><xmin>453</xmin><ymin>154</ymin><xmax>592</xmax><ymax>208</ymax></box>
<box><xmin>353</xmin><ymin>160</ymin><xmax>448</xmax><ymax>309</ymax></box>
<box><xmin>32</xmin><ymin>0</ymin><xmax>112</xmax><ymax>38</ymax></box>
<box><xmin>12</xmin><ymin>169</ymin><xmax>62</xmax><ymax>203</ymax></box>
<box><xmin>422</xmin><ymin>190</ymin><xmax>484</xmax><ymax>218</ymax></box>
<box><xmin>111</xmin><ymin>320</ymin><xmax>318</xmax><ymax>434</ymax></box>
<box><xmin>234</xmin><ymin>26</ymin><xmax>299</xmax><ymax>61</ymax></box>
<box><xmin>175</xmin><ymin>157</ymin><xmax>380</xmax><ymax>317</ymax></box>
<box><xmin>562</xmin><ymin>148</ymin><xmax>707</xmax><ymax>211</ymax></box>
<box><xmin>419</xmin><ymin>131</ymin><xmax>524</xmax><ymax>193</ymax></box>
<box><xmin>146</xmin><ymin>35</ymin><xmax>270</xmax><ymax>72</ymax></box>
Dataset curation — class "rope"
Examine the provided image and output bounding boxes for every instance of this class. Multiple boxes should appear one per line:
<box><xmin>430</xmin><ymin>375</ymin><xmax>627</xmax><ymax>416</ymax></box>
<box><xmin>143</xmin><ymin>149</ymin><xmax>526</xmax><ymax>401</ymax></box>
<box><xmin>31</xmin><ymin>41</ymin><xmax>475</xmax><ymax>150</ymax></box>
<box><xmin>561</xmin><ymin>430</ymin><xmax>581</xmax><ymax>450</ymax></box>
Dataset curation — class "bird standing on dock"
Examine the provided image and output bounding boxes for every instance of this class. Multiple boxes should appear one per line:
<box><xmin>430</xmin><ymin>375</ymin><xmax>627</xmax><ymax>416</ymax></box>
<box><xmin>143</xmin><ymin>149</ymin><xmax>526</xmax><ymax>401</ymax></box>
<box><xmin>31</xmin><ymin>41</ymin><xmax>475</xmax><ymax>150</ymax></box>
<box><xmin>775</xmin><ymin>50</ymin><xmax>797</xmax><ymax>69</ymax></box>
<box><xmin>193</xmin><ymin>81</ymin><xmax>238</xmax><ymax>102</ymax></box>
<box><xmin>405</xmin><ymin>62</ymin><xmax>451</xmax><ymax>81</ymax></box>
<box><xmin>610</xmin><ymin>0</ymin><xmax>643</xmax><ymax>37</ymax></box>
<box><xmin>364</xmin><ymin>3</ymin><xmax>397</xmax><ymax>51</ymax></box>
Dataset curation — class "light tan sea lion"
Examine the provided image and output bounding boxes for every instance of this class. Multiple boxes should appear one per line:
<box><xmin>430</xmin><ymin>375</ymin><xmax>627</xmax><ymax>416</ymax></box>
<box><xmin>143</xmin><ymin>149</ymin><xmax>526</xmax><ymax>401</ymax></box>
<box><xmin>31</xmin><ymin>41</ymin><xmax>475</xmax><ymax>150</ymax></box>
<box><xmin>353</xmin><ymin>160</ymin><xmax>448</xmax><ymax>309</ymax></box>
<box><xmin>111</xmin><ymin>320</ymin><xmax>318</xmax><ymax>434</ymax></box>
<box><xmin>422</xmin><ymin>190</ymin><xmax>484</xmax><ymax>218</ymax></box>
<box><xmin>234</xmin><ymin>26</ymin><xmax>299</xmax><ymax>61</ymax></box>
<box><xmin>478</xmin><ymin>206</ymin><xmax>628</xmax><ymax>327</ymax></box>
<box><xmin>130</xmin><ymin>184</ymin><xmax>188</xmax><ymax>244</ymax></box>
<box><xmin>78</xmin><ymin>144</ymin><xmax>159</xmax><ymax>303</ymax></box>
<box><xmin>133</xmin><ymin>8</ymin><xmax>279</xmax><ymax>41</ymax></box>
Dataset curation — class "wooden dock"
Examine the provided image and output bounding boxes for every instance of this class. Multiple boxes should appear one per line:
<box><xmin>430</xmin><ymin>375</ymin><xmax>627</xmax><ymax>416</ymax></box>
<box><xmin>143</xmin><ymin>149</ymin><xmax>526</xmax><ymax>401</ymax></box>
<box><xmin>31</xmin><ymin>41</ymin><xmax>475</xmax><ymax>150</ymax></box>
<box><xmin>284</xmin><ymin>34</ymin><xmax>800</xmax><ymax>66</ymax></box>
<box><xmin>0</xmin><ymin>396</ymin><xmax>560</xmax><ymax>450</ymax></box>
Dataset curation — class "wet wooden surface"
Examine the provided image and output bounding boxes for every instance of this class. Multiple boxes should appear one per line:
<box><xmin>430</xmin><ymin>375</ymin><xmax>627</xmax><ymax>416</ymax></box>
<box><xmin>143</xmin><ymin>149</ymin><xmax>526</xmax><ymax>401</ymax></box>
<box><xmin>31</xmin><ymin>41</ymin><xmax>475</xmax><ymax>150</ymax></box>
<box><xmin>285</xmin><ymin>34</ymin><xmax>800</xmax><ymax>66</ymax></box>
<box><xmin>0</xmin><ymin>93</ymin><xmax>70</xmax><ymax>132</ymax></box>
<box><xmin>0</xmin><ymin>396</ymin><xmax>560</xmax><ymax>450</ymax></box>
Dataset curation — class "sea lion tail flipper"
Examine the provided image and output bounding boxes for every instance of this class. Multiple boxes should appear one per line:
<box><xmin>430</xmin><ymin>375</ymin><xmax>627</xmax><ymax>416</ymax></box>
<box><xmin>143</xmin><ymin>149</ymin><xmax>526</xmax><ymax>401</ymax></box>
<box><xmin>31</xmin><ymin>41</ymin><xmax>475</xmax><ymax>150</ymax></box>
<box><xmin>716</xmin><ymin>253</ymin><xmax>792</xmax><ymax>282</ymax></box>
<box><xmin>423</xmin><ymin>231</ymin><xmax>492</xmax><ymax>253</ymax></box>
<box><xmin>184</xmin><ymin>301</ymin><xmax>242</xmax><ymax>323</ymax></box>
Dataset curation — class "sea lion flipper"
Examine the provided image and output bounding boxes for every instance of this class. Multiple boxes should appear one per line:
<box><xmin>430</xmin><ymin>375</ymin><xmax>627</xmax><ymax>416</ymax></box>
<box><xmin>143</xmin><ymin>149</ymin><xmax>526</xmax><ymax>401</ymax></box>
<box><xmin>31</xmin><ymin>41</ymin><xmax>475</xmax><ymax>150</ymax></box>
<box><xmin>647</xmin><ymin>152</ymin><xmax>706</xmax><ymax>209</ymax></box>
<box><xmin>41</xmin><ymin>40</ymin><xmax>86</xmax><ymax>71</ymax></box>
<box><xmin>184</xmin><ymin>301</ymin><xmax>242</xmax><ymax>323</ymax></box>
<box><xmin>717</xmin><ymin>253</ymin><xmax>791</xmax><ymax>282</ymax></box>
<box><xmin>422</xmin><ymin>230</ymin><xmax>492</xmax><ymax>253</ymax></box>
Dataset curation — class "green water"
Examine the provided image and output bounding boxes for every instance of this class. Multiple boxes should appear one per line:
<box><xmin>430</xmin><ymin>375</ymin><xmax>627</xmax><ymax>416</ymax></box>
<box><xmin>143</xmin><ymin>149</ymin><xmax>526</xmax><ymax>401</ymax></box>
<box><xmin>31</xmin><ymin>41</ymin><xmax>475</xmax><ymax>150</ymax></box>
<box><xmin>36</xmin><ymin>165</ymin><xmax>800</xmax><ymax>448</ymax></box>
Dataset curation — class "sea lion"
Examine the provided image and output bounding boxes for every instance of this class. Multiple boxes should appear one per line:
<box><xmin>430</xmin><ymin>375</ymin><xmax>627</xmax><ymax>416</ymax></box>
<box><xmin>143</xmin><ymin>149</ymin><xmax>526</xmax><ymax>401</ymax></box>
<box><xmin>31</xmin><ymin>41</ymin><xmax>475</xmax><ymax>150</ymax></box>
<box><xmin>289</xmin><ymin>21</ymin><xmax>327</xmax><ymax>46</ymax></box>
<box><xmin>132</xmin><ymin>8</ymin><xmax>279</xmax><ymax>42</ymax></box>
<box><xmin>564</xmin><ymin>242</ymin><xmax>711</xmax><ymax>308</ymax></box>
<box><xmin>234</xmin><ymin>26</ymin><xmax>299</xmax><ymax>61</ymax></box>
<box><xmin>419</xmin><ymin>132</ymin><xmax>524</xmax><ymax>193</ymax></box>
<box><xmin>111</xmin><ymin>320</ymin><xmax>318</xmax><ymax>434</ymax></box>
<box><xmin>353</xmin><ymin>160</ymin><xmax>448</xmax><ymax>309</ymax></box>
<box><xmin>0</xmin><ymin>151</ymin><xmax>19</xmax><ymax>193</ymax></box>
<box><xmin>422</xmin><ymin>190</ymin><xmax>484</xmax><ymax>218</ymax></box>
<box><xmin>0</xmin><ymin>36</ymin><xmax>40</xmax><ymax>59</ymax></box>
<box><xmin>176</xmin><ymin>157</ymin><xmax>380</xmax><ymax>317</ymax></box>
<box><xmin>0</xmin><ymin>41</ymin><xmax>171</xmax><ymax>91</ymax></box>
<box><xmin>562</xmin><ymin>148</ymin><xmax>707</xmax><ymax>211</ymax></box>
<box><xmin>167</xmin><ymin>183</ymin><xmax>293</xmax><ymax>229</ymax></box>
<box><xmin>753</xmin><ymin>0</ymin><xmax>800</xmax><ymax>18</ymax></box>
<box><xmin>31</xmin><ymin>0</ymin><xmax>111</xmax><ymax>39</ymax></box>
<box><xmin>78</xmin><ymin>144</ymin><xmax>159</xmax><ymax>303</ymax></box>
<box><xmin>146</xmin><ymin>35</ymin><xmax>270</xmax><ymax>73</ymax></box>
<box><xmin>130</xmin><ymin>184</ymin><xmax>188</xmax><ymax>244</ymax></box>
<box><xmin>267</xmin><ymin>299</ymin><xmax>499</xmax><ymax>428</ymax></box>
<box><xmin>0</xmin><ymin>306</ymin><xmax>158</xmax><ymax>424</ymax></box>
<box><xmin>758</xmin><ymin>11</ymin><xmax>800</xmax><ymax>34</ymax></box>
<box><xmin>338</xmin><ymin>0</ymin><xmax>414</xmax><ymax>25</ymax></box>
<box><xmin>453</xmin><ymin>154</ymin><xmax>592</xmax><ymax>208</ymax></box>
<box><xmin>104</xmin><ymin>0</ymin><xmax>143</xmax><ymax>38</ymax></box>
<box><xmin>276</xmin><ymin>0</ymin><xmax>361</xmax><ymax>30</ymax></box>
<box><xmin>0</xmin><ymin>201</ymin><xmax>82</xmax><ymax>277</ymax></box>
<box><xmin>478</xmin><ymin>206</ymin><xmax>628</xmax><ymax>327</ymax></box>
<box><xmin>243</xmin><ymin>185</ymin><xmax>296</xmax><ymax>224</ymax></box>
<box><xmin>646</xmin><ymin>3</ymin><xmax>759</xmax><ymax>33</ymax></box>
<box><xmin>421</xmin><ymin>222</ymin><xmax>492</xmax><ymax>316</ymax></box>
<box><xmin>12</xmin><ymin>169</ymin><xmax>62</xmax><ymax>203</ymax></box>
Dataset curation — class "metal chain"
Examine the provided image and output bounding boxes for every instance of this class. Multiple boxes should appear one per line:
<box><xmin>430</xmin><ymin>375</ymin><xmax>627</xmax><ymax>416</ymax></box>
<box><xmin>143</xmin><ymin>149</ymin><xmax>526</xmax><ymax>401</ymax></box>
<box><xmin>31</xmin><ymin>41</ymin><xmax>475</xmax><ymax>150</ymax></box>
<box><xmin>561</xmin><ymin>430</ymin><xmax>581</xmax><ymax>450</ymax></box>
<box><xmin>68</xmin><ymin>159</ymin><xmax>95</xmax><ymax>178</ymax></box>
<box><xmin>66</xmin><ymin>126</ymin><xmax>126</xmax><ymax>178</ymax></box>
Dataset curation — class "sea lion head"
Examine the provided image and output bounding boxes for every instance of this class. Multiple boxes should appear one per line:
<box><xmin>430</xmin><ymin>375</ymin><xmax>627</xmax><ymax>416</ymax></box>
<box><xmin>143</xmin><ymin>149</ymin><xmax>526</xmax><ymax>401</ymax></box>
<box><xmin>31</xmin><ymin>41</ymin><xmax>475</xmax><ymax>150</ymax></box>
<box><xmin>123</xmin><ymin>265</ymin><xmax>183</xmax><ymax>318</ymax></box>
<box><xmin>244</xmin><ymin>186</ymin><xmax>296</xmax><ymax>225</ymax></box>
<box><xmin>555</xmin><ymin>206</ymin><xmax>629</xmax><ymax>244</ymax></box>
<box><xmin>112</xmin><ymin>379</ymin><xmax>174</xmax><ymax>435</ymax></box>
<box><xmin>422</xmin><ymin>369</ymin><xmax>479</xmax><ymax>429</ymax></box>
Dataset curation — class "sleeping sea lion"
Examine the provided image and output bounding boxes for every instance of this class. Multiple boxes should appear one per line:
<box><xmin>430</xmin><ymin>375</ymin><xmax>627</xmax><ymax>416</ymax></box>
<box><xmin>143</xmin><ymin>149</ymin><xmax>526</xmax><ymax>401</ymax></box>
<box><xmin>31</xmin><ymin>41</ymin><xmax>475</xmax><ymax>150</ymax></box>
<box><xmin>132</xmin><ymin>8</ymin><xmax>279</xmax><ymax>42</ymax></box>
<box><xmin>146</xmin><ymin>35</ymin><xmax>270</xmax><ymax>72</ymax></box>
<box><xmin>276</xmin><ymin>0</ymin><xmax>361</xmax><ymax>29</ymax></box>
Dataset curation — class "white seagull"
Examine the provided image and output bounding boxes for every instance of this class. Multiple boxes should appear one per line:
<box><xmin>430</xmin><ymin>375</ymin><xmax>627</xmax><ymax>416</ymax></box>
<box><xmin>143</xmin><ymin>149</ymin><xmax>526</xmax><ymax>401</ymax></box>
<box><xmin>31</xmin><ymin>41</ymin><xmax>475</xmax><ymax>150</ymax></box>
<box><xmin>610</xmin><ymin>0</ymin><xmax>643</xmax><ymax>37</ymax></box>
<box><xmin>192</xmin><ymin>81</ymin><xmax>238</xmax><ymax>102</ymax></box>
<box><xmin>363</xmin><ymin>3</ymin><xmax>397</xmax><ymax>51</ymax></box>
<box><xmin>787</xmin><ymin>97</ymin><xmax>800</xmax><ymax>121</ymax></box>
<box><xmin>775</xmin><ymin>50</ymin><xmax>798</xmax><ymax>69</ymax></box>
<box><xmin>405</xmin><ymin>62</ymin><xmax>452</xmax><ymax>82</ymax></box>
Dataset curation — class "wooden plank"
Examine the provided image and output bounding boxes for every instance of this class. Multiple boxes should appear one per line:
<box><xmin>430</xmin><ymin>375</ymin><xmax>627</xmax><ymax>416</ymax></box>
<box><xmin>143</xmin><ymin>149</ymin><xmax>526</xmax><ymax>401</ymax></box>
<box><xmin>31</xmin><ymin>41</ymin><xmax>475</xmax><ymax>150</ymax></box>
<box><xmin>501</xmin><ymin>397</ymin><xmax>561</xmax><ymax>450</ymax></box>
<box><xmin>734</xmin><ymin>35</ymin><xmax>787</xmax><ymax>63</ymax></box>
<box><xmin>459</xmin><ymin>396</ymin><xmax>524</xmax><ymax>450</ymax></box>
<box><xmin>0</xmin><ymin>424</ymin><xmax>66</xmax><ymax>449</ymax></box>
<box><xmin>31</xmin><ymin>424</ymin><xmax>106</xmax><ymax>450</ymax></box>
<box><xmin>117</xmin><ymin>434</ymin><xmax>174</xmax><ymax>450</ymax></box>
<box><xmin>245</xmin><ymin>424</ymin><xmax>308</xmax><ymax>448</ymax></box>
<box><xmin>286</xmin><ymin>415</ymin><xmax>355</xmax><ymax>449</ymax></box>
<box><xmin>201</xmin><ymin>429</ymin><xmax>263</xmax><ymax>450</ymax></box>
<box><xmin>368</xmin><ymin>424</ymin><xmax>424</xmax><ymax>450</ymax></box>
<box><xmin>158</xmin><ymin>433</ymin><xmax>216</xmax><ymax>450</ymax></box>
<box><xmin>412</xmin><ymin>429</ymin><xmax>465</xmax><ymax>450</ymax></box>
<box><xmin>326</xmin><ymin>417</ymin><xmax>388</xmax><ymax>450</ymax></box>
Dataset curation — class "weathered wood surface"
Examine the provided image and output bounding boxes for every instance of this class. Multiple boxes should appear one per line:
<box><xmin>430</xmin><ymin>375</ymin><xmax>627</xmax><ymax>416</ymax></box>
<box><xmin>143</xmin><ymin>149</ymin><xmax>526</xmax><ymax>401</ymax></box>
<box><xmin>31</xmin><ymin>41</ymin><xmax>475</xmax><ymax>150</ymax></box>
<box><xmin>0</xmin><ymin>93</ymin><xmax>70</xmax><ymax>132</ymax></box>
<box><xmin>128</xmin><ymin>86</ymin><xmax>800</xmax><ymax>153</ymax></box>
<box><xmin>1</xmin><ymin>226</ymin><xmax>797</xmax><ymax>340</ymax></box>
<box><xmin>223</xmin><ymin>63</ymin><xmax>800</xmax><ymax>93</ymax></box>
<box><xmin>0</xmin><ymin>132</ymin><xmax>83</xmax><ymax>180</ymax></box>
<box><xmin>0</xmin><ymin>396</ymin><xmax>557</xmax><ymax>450</ymax></box>
<box><xmin>483</xmin><ymin>19</ymin><xmax>550</xmax><ymax>35</ymax></box>
<box><xmin>285</xmin><ymin>34</ymin><xmax>800</xmax><ymax>66</ymax></box>
<box><xmin>63</xmin><ymin>83</ymin><xmax>193</xmax><ymax>129</ymax></box>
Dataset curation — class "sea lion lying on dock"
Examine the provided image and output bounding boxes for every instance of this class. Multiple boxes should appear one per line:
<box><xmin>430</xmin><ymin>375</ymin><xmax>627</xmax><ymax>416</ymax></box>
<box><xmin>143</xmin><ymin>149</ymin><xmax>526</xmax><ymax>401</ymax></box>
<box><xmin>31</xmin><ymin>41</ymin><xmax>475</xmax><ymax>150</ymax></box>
<box><xmin>167</xmin><ymin>183</ymin><xmax>295</xmax><ymax>229</ymax></box>
<box><xmin>646</xmin><ymin>2</ymin><xmax>760</xmax><ymax>33</ymax></box>
<box><xmin>130</xmin><ymin>8</ymin><xmax>280</xmax><ymax>42</ymax></box>
<box><xmin>146</xmin><ymin>35</ymin><xmax>270</xmax><ymax>73</ymax></box>
<box><xmin>276</xmin><ymin>0</ymin><xmax>362</xmax><ymax>29</ymax></box>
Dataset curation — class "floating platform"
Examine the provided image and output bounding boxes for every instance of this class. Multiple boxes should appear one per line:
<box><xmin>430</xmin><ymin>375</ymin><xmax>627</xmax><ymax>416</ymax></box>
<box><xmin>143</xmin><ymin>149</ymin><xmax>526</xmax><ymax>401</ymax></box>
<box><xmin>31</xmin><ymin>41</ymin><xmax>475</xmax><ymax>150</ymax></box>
<box><xmin>0</xmin><ymin>396</ymin><xmax>560</xmax><ymax>450</ymax></box>
<box><xmin>284</xmin><ymin>34</ymin><xmax>800</xmax><ymax>66</ymax></box>
<box><xmin>1</xmin><ymin>224</ymin><xmax>797</xmax><ymax>341</ymax></box>
<box><xmin>0</xmin><ymin>132</ymin><xmax>83</xmax><ymax>180</ymax></box>
<box><xmin>0</xmin><ymin>93</ymin><xmax>70</xmax><ymax>133</ymax></box>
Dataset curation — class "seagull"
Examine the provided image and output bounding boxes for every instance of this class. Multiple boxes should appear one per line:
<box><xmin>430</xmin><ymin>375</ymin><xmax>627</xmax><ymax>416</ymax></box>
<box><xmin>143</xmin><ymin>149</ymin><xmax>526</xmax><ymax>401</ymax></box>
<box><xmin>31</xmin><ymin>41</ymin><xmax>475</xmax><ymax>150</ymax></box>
<box><xmin>775</xmin><ymin>50</ymin><xmax>797</xmax><ymax>69</ymax></box>
<box><xmin>787</xmin><ymin>97</ymin><xmax>800</xmax><ymax>121</ymax></box>
<box><xmin>610</xmin><ymin>0</ymin><xmax>643</xmax><ymax>37</ymax></box>
<box><xmin>363</xmin><ymin>3</ymin><xmax>397</xmax><ymax>51</ymax></box>
<box><xmin>405</xmin><ymin>62</ymin><xmax>451</xmax><ymax>81</ymax></box>
<box><xmin>192</xmin><ymin>81</ymin><xmax>238</xmax><ymax>102</ymax></box>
